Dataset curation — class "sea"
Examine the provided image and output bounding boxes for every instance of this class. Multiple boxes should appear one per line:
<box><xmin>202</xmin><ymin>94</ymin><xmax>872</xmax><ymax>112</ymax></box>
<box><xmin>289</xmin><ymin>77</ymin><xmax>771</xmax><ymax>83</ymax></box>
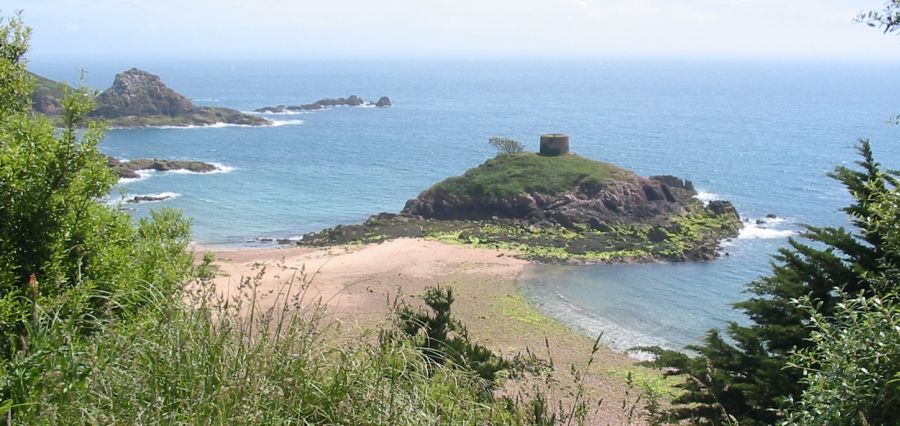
<box><xmin>30</xmin><ymin>57</ymin><xmax>900</xmax><ymax>355</ymax></box>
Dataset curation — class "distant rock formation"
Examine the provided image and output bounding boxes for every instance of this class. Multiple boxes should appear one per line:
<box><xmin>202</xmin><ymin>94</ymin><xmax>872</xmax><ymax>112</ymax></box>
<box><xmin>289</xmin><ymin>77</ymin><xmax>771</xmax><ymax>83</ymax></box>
<box><xmin>254</xmin><ymin>95</ymin><xmax>391</xmax><ymax>113</ymax></box>
<box><xmin>28</xmin><ymin>68</ymin><xmax>270</xmax><ymax>127</ymax></box>
<box><xmin>93</xmin><ymin>68</ymin><xmax>194</xmax><ymax>117</ymax></box>
<box><xmin>91</xmin><ymin>68</ymin><xmax>270</xmax><ymax>127</ymax></box>
<box><xmin>29</xmin><ymin>72</ymin><xmax>67</xmax><ymax>115</ymax></box>
<box><xmin>126</xmin><ymin>193</ymin><xmax>176</xmax><ymax>204</ymax></box>
<box><xmin>375</xmin><ymin>96</ymin><xmax>392</xmax><ymax>107</ymax></box>
<box><xmin>107</xmin><ymin>157</ymin><xmax>219</xmax><ymax>179</ymax></box>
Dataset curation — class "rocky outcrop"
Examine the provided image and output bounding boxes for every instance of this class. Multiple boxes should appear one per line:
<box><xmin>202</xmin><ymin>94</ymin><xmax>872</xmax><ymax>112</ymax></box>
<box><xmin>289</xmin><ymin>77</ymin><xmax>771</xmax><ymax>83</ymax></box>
<box><xmin>29</xmin><ymin>72</ymin><xmax>67</xmax><ymax>115</ymax></box>
<box><xmin>254</xmin><ymin>95</ymin><xmax>391</xmax><ymax>113</ymax></box>
<box><xmin>126</xmin><ymin>193</ymin><xmax>176</xmax><ymax>204</ymax></box>
<box><xmin>93</xmin><ymin>68</ymin><xmax>195</xmax><ymax>117</ymax></box>
<box><xmin>300</xmin><ymin>151</ymin><xmax>743</xmax><ymax>264</ymax></box>
<box><xmin>403</xmin><ymin>169</ymin><xmax>706</xmax><ymax>229</ymax></box>
<box><xmin>375</xmin><ymin>96</ymin><xmax>392</xmax><ymax>107</ymax></box>
<box><xmin>91</xmin><ymin>68</ymin><xmax>270</xmax><ymax>127</ymax></box>
<box><xmin>27</xmin><ymin>68</ymin><xmax>270</xmax><ymax>127</ymax></box>
<box><xmin>107</xmin><ymin>157</ymin><xmax>219</xmax><ymax>179</ymax></box>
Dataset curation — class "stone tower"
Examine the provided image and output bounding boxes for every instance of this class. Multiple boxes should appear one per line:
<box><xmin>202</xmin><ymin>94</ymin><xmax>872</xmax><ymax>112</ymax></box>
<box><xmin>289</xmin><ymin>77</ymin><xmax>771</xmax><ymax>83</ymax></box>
<box><xmin>539</xmin><ymin>134</ymin><xmax>570</xmax><ymax>156</ymax></box>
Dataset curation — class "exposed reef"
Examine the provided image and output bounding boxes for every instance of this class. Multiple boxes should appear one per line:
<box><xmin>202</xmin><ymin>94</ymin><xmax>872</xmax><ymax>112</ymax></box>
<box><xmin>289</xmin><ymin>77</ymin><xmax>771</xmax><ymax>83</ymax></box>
<box><xmin>107</xmin><ymin>157</ymin><xmax>219</xmax><ymax>179</ymax></box>
<box><xmin>254</xmin><ymin>95</ymin><xmax>391</xmax><ymax>113</ymax></box>
<box><xmin>299</xmin><ymin>138</ymin><xmax>742</xmax><ymax>264</ymax></box>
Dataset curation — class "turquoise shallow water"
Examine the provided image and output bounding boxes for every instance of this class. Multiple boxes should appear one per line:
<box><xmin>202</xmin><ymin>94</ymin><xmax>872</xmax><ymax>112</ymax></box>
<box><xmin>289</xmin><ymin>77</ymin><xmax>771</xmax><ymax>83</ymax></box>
<box><xmin>32</xmin><ymin>58</ymin><xmax>900</xmax><ymax>352</ymax></box>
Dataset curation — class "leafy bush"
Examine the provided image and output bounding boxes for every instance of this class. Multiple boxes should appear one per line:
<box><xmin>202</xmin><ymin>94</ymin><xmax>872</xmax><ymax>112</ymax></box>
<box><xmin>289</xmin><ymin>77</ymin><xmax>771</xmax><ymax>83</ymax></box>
<box><xmin>489</xmin><ymin>137</ymin><xmax>525</xmax><ymax>155</ymax></box>
<box><xmin>0</xmin><ymin>11</ymin><xmax>193</xmax><ymax>409</ymax></box>
<box><xmin>783</xmin><ymin>291</ymin><xmax>900</xmax><ymax>425</ymax></box>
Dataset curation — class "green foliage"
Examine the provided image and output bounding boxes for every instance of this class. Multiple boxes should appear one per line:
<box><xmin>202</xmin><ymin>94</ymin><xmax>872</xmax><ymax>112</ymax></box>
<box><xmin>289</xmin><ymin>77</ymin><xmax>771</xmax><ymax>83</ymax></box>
<box><xmin>431</xmin><ymin>152</ymin><xmax>631</xmax><ymax>198</ymax></box>
<box><xmin>0</xmin><ymin>10</ymin><xmax>192</xmax><ymax>382</ymax></box>
<box><xmin>387</xmin><ymin>286</ymin><xmax>511</xmax><ymax>386</ymax></box>
<box><xmin>489</xmin><ymin>137</ymin><xmax>525</xmax><ymax>155</ymax></box>
<box><xmin>641</xmin><ymin>140</ymin><xmax>899</xmax><ymax>425</ymax></box>
<box><xmin>783</xmin><ymin>291</ymin><xmax>900</xmax><ymax>425</ymax></box>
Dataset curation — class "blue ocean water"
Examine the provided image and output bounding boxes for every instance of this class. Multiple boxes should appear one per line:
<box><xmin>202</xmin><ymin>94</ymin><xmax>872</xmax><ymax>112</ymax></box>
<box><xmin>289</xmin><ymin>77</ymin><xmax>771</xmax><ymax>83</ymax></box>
<box><xmin>31</xmin><ymin>58</ymin><xmax>900</xmax><ymax>352</ymax></box>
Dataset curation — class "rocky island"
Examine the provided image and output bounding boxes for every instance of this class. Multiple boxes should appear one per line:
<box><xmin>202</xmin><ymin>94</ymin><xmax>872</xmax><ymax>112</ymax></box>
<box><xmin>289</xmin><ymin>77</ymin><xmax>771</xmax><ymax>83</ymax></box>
<box><xmin>255</xmin><ymin>95</ymin><xmax>391</xmax><ymax>113</ymax></box>
<box><xmin>30</xmin><ymin>68</ymin><xmax>270</xmax><ymax>127</ymax></box>
<box><xmin>106</xmin><ymin>157</ymin><xmax>220</xmax><ymax>179</ymax></box>
<box><xmin>299</xmin><ymin>134</ymin><xmax>742</xmax><ymax>264</ymax></box>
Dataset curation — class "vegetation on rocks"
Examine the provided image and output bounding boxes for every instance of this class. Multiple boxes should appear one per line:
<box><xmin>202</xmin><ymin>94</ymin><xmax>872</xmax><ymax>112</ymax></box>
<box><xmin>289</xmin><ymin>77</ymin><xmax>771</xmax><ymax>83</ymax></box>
<box><xmin>429</xmin><ymin>152</ymin><xmax>631</xmax><ymax>199</ymax></box>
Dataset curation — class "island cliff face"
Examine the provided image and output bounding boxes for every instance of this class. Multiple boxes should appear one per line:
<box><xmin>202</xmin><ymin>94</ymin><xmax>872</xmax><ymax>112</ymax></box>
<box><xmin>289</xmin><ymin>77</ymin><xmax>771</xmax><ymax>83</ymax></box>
<box><xmin>91</xmin><ymin>68</ymin><xmax>270</xmax><ymax>127</ymax></box>
<box><xmin>300</xmin><ymin>147</ymin><xmax>742</xmax><ymax>264</ymax></box>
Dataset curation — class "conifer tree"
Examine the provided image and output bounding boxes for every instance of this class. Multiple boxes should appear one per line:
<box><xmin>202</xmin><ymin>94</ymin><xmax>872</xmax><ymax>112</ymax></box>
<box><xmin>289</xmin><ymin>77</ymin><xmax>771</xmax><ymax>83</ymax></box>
<box><xmin>641</xmin><ymin>140</ymin><xmax>899</xmax><ymax>425</ymax></box>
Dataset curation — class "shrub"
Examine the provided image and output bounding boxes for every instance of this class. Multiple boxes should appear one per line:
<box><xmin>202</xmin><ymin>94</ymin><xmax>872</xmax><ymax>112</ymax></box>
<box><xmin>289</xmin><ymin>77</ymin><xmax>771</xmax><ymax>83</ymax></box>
<box><xmin>489</xmin><ymin>137</ymin><xmax>525</xmax><ymax>155</ymax></box>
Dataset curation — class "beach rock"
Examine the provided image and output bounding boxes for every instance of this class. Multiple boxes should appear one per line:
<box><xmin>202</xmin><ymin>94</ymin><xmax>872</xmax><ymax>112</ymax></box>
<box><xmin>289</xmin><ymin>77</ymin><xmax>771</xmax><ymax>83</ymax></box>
<box><xmin>756</xmin><ymin>219</ymin><xmax>767</xmax><ymax>225</ymax></box>
<box><xmin>765</xmin><ymin>213</ymin><xmax>777</xmax><ymax>219</ymax></box>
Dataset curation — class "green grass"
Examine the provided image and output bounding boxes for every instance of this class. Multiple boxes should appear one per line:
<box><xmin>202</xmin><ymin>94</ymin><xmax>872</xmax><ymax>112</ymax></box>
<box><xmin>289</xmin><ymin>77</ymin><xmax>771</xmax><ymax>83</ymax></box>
<box><xmin>431</xmin><ymin>153</ymin><xmax>633</xmax><ymax>198</ymax></box>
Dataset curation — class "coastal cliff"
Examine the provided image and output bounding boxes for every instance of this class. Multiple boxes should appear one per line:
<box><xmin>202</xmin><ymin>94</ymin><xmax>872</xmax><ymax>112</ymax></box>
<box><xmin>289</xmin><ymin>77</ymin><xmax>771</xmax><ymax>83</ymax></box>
<box><xmin>300</xmin><ymin>140</ymin><xmax>742</xmax><ymax>264</ymax></box>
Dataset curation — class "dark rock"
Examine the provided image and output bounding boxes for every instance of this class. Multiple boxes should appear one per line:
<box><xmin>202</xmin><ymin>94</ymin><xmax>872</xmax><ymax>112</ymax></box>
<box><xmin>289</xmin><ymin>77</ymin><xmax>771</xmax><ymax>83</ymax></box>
<box><xmin>756</xmin><ymin>219</ymin><xmax>766</xmax><ymax>225</ymax></box>
<box><xmin>107</xmin><ymin>156</ymin><xmax>219</xmax><ymax>179</ymax></box>
<box><xmin>648</xmin><ymin>227</ymin><xmax>668</xmax><ymax>243</ymax></box>
<box><xmin>765</xmin><ymin>213</ymin><xmax>777</xmax><ymax>219</ymax></box>
<box><xmin>256</xmin><ymin>95</ymin><xmax>392</xmax><ymax>113</ymax></box>
<box><xmin>375</xmin><ymin>96</ymin><xmax>392</xmax><ymax>107</ymax></box>
<box><xmin>660</xmin><ymin>185</ymin><xmax>677</xmax><ymax>203</ymax></box>
<box><xmin>589</xmin><ymin>217</ymin><xmax>614</xmax><ymax>232</ymax></box>
<box><xmin>708</xmin><ymin>200</ymin><xmax>739</xmax><ymax>219</ymax></box>
<box><xmin>127</xmin><ymin>194</ymin><xmax>174</xmax><ymax>204</ymax></box>
<box><xmin>643</xmin><ymin>184</ymin><xmax>665</xmax><ymax>201</ymax></box>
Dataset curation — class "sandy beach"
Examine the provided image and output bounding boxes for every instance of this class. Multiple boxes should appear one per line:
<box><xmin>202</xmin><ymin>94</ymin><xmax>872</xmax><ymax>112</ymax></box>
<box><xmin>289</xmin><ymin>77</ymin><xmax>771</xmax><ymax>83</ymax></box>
<box><xmin>203</xmin><ymin>238</ymin><xmax>664</xmax><ymax>424</ymax></box>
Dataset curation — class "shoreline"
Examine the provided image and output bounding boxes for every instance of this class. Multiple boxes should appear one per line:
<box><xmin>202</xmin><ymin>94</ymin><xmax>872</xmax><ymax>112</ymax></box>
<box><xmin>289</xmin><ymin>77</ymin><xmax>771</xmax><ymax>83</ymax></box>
<box><xmin>199</xmin><ymin>237</ymin><xmax>663</xmax><ymax>424</ymax></box>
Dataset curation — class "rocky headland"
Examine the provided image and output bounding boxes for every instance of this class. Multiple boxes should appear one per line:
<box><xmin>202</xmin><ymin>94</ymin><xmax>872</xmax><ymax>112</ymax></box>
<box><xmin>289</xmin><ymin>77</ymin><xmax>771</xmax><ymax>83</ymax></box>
<box><xmin>299</xmin><ymin>135</ymin><xmax>742</xmax><ymax>264</ymax></box>
<box><xmin>30</xmin><ymin>68</ymin><xmax>270</xmax><ymax>127</ymax></box>
<box><xmin>106</xmin><ymin>157</ymin><xmax>220</xmax><ymax>179</ymax></box>
<box><xmin>255</xmin><ymin>95</ymin><xmax>391</xmax><ymax>113</ymax></box>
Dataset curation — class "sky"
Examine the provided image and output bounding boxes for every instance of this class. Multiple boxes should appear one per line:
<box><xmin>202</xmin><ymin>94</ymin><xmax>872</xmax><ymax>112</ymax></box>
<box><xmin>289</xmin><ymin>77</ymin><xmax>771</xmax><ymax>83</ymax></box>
<box><xmin>5</xmin><ymin>0</ymin><xmax>900</xmax><ymax>60</ymax></box>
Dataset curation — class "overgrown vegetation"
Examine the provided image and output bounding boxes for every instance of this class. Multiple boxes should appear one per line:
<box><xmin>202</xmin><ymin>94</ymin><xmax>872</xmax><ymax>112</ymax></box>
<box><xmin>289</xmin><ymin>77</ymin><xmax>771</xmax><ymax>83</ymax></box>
<box><xmin>432</xmin><ymin>152</ymin><xmax>631</xmax><ymax>198</ymax></box>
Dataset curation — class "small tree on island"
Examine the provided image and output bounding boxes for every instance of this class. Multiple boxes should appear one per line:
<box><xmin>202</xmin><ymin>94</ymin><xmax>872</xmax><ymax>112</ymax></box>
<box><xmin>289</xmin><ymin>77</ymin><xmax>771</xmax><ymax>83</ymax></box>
<box><xmin>488</xmin><ymin>137</ymin><xmax>524</xmax><ymax>155</ymax></box>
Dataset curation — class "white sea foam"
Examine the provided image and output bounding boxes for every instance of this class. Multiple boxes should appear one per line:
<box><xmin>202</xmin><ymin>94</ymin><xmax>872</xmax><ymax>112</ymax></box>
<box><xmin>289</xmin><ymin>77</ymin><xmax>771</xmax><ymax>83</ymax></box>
<box><xmin>738</xmin><ymin>219</ymin><xmax>797</xmax><ymax>240</ymax></box>
<box><xmin>694</xmin><ymin>190</ymin><xmax>719</xmax><ymax>203</ymax></box>
<box><xmin>269</xmin><ymin>119</ymin><xmax>304</xmax><ymax>127</ymax></box>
